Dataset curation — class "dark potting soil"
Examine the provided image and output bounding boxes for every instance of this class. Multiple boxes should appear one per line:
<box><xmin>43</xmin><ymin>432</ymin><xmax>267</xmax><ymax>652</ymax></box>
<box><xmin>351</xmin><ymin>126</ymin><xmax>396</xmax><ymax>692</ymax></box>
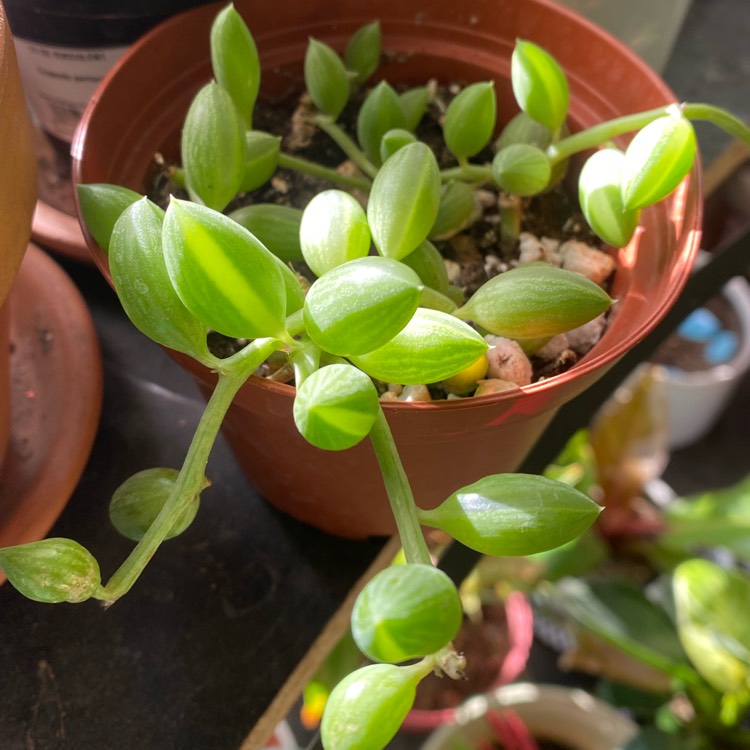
<box><xmin>150</xmin><ymin>83</ymin><xmax>614</xmax><ymax>394</ymax></box>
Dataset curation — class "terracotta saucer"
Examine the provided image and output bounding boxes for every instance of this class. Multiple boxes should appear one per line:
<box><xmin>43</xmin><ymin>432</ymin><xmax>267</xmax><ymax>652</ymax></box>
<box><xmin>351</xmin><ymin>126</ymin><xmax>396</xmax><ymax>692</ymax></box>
<box><xmin>32</xmin><ymin>199</ymin><xmax>91</xmax><ymax>263</ymax></box>
<box><xmin>0</xmin><ymin>244</ymin><xmax>102</xmax><ymax>581</ymax></box>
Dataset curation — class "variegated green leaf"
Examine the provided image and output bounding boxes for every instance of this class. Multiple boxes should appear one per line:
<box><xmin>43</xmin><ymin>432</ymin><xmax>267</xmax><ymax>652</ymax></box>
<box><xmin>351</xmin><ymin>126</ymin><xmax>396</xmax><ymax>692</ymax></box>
<box><xmin>181</xmin><ymin>81</ymin><xmax>246</xmax><ymax>211</ymax></box>
<box><xmin>228</xmin><ymin>203</ymin><xmax>303</xmax><ymax>263</ymax></box>
<box><xmin>379</xmin><ymin>128</ymin><xmax>417</xmax><ymax>162</ymax></box>
<box><xmin>305</xmin><ymin>38</ymin><xmax>350</xmax><ymax>118</ymax></box>
<box><xmin>492</xmin><ymin>144</ymin><xmax>551</xmax><ymax>196</ymax></box>
<box><xmin>163</xmin><ymin>199</ymin><xmax>287</xmax><ymax>339</ymax></box>
<box><xmin>368</xmin><ymin>142</ymin><xmax>441</xmax><ymax>261</ymax></box>
<box><xmin>357</xmin><ymin>81</ymin><xmax>407</xmax><ymax>166</ymax></box>
<box><xmin>300</xmin><ymin>189</ymin><xmax>371</xmax><ymax>277</ymax></box>
<box><xmin>210</xmin><ymin>3</ymin><xmax>260</xmax><ymax>127</ymax></box>
<box><xmin>240</xmin><ymin>131</ymin><xmax>280</xmax><ymax>192</ymax></box>
<box><xmin>401</xmin><ymin>240</ymin><xmax>451</xmax><ymax>295</ymax></box>
<box><xmin>293</xmin><ymin>364</ymin><xmax>379</xmax><ymax>450</ymax></box>
<box><xmin>303</xmin><ymin>256</ymin><xmax>422</xmax><ymax>356</ymax></box>
<box><xmin>350</xmin><ymin>308</ymin><xmax>488</xmax><ymax>384</ymax></box>
<box><xmin>76</xmin><ymin>183</ymin><xmax>142</xmax><ymax>254</ymax></box>
<box><xmin>443</xmin><ymin>81</ymin><xmax>496</xmax><ymax>160</ymax></box>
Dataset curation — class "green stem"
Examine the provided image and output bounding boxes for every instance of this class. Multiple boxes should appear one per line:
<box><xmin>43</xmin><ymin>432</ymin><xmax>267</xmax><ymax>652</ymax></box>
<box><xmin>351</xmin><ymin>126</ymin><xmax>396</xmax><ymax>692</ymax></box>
<box><xmin>547</xmin><ymin>102</ymin><xmax>750</xmax><ymax>166</ymax></box>
<box><xmin>277</xmin><ymin>152</ymin><xmax>371</xmax><ymax>192</ymax></box>
<box><xmin>314</xmin><ymin>115</ymin><xmax>379</xmax><ymax>178</ymax></box>
<box><xmin>440</xmin><ymin>163</ymin><xmax>493</xmax><ymax>184</ymax></box>
<box><xmin>96</xmin><ymin>338</ymin><xmax>279</xmax><ymax>603</ymax></box>
<box><xmin>369</xmin><ymin>408</ymin><xmax>431</xmax><ymax>565</ymax></box>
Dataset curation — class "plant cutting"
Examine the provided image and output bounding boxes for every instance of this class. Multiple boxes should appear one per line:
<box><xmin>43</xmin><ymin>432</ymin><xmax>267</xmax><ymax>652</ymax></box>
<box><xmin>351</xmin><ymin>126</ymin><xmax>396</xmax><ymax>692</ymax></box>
<box><xmin>2</xmin><ymin>3</ymin><xmax>749</xmax><ymax>749</ymax></box>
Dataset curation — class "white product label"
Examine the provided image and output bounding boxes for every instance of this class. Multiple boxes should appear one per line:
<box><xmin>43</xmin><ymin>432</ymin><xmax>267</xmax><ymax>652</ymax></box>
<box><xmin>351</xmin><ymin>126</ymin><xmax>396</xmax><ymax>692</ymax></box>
<box><xmin>13</xmin><ymin>38</ymin><xmax>129</xmax><ymax>142</ymax></box>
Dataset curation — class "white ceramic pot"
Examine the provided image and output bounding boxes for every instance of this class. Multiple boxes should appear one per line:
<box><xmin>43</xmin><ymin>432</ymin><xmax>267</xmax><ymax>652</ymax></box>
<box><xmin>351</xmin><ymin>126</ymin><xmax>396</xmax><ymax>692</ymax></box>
<box><xmin>651</xmin><ymin>268</ymin><xmax>750</xmax><ymax>451</ymax></box>
<box><xmin>421</xmin><ymin>683</ymin><xmax>637</xmax><ymax>750</ymax></box>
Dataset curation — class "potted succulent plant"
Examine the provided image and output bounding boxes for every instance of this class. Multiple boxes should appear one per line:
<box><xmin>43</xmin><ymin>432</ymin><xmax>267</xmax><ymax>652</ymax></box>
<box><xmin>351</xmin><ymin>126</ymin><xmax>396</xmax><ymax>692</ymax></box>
<box><xmin>1</xmin><ymin>2</ymin><xmax>749</xmax><ymax>749</ymax></box>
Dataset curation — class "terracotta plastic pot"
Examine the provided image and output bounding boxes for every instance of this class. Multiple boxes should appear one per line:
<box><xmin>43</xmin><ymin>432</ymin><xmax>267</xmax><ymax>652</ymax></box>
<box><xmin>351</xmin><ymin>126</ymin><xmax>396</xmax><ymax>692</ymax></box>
<box><xmin>0</xmin><ymin>2</ymin><xmax>37</xmax><ymax>467</ymax></box>
<box><xmin>72</xmin><ymin>0</ymin><xmax>702</xmax><ymax>537</ymax></box>
<box><xmin>421</xmin><ymin>683</ymin><xmax>638</xmax><ymax>750</ymax></box>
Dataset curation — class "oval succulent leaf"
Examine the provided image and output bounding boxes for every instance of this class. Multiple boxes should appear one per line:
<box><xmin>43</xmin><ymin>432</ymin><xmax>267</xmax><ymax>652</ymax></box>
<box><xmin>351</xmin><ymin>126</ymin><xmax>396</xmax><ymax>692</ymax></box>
<box><xmin>293</xmin><ymin>364</ymin><xmax>379</xmax><ymax>450</ymax></box>
<box><xmin>492</xmin><ymin>144</ymin><xmax>551</xmax><ymax>196</ymax></box>
<box><xmin>350</xmin><ymin>308</ymin><xmax>488</xmax><ymax>384</ymax></box>
<box><xmin>511</xmin><ymin>39</ymin><xmax>569</xmax><ymax>133</ymax></box>
<box><xmin>379</xmin><ymin>128</ymin><xmax>417</xmax><ymax>163</ymax></box>
<box><xmin>0</xmin><ymin>539</ymin><xmax>101</xmax><ymax>604</ymax></box>
<box><xmin>109</xmin><ymin>467</ymin><xmax>200</xmax><ymax>542</ymax></box>
<box><xmin>352</xmin><ymin>563</ymin><xmax>463</xmax><ymax>663</ymax></box>
<box><xmin>674</xmin><ymin>559</ymin><xmax>750</xmax><ymax>694</ymax></box>
<box><xmin>210</xmin><ymin>2</ymin><xmax>260</xmax><ymax>127</ymax></box>
<box><xmin>303</xmin><ymin>256</ymin><xmax>422</xmax><ymax>356</ymax></box>
<box><xmin>357</xmin><ymin>81</ymin><xmax>407</xmax><ymax>166</ymax></box>
<box><xmin>455</xmin><ymin>264</ymin><xmax>613</xmax><ymax>339</ymax></box>
<box><xmin>419</xmin><ymin>473</ymin><xmax>601</xmax><ymax>556</ymax></box>
<box><xmin>621</xmin><ymin>111</ymin><xmax>697</xmax><ymax>210</ymax></box>
<box><xmin>344</xmin><ymin>20</ymin><xmax>381</xmax><ymax>85</ymax></box>
<box><xmin>76</xmin><ymin>183</ymin><xmax>142</xmax><ymax>254</ymax></box>
<box><xmin>443</xmin><ymin>81</ymin><xmax>497</xmax><ymax>160</ymax></box>
<box><xmin>398</xmin><ymin>86</ymin><xmax>430</xmax><ymax>131</ymax></box>
<box><xmin>228</xmin><ymin>203</ymin><xmax>304</xmax><ymax>263</ymax></box>
<box><xmin>321</xmin><ymin>663</ymin><xmax>423</xmax><ymax>750</ymax></box>
<box><xmin>579</xmin><ymin>148</ymin><xmax>641</xmax><ymax>247</ymax></box>
<box><xmin>429</xmin><ymin>181</ymin><xmax>477</xmax><ymax>240</ymax></box>
<box><xmin>109</xmin><ymin>198</ymin><xmax>210</xmax><ymax>361</ymax></box>
<box><xmin>163</xmin><ymin>199</ymin><xmax>287</xmax><ymax>339</ymax></box>
<box><xmin>368</xmin><ymin>142</ymin><xmax>441</xmax><ymax>261</ymax></box>
<box><xmin>300</xmin><ymin>189</ymin><xmax>371</xmax><ymax>277</ymax></box>
<box><xmin>304</xmin><ymin>38</ymin><xmax>350</xmax><ymax>119</ymax></box>
<box><xmin>401</xmin><ymin>240</ymin><xmax>452</xmax><ymax>295</ymax></box>
<box><xmin>240</xmin><ymin>131</ymin><xmax>281</xmax><ymax>192</ymax></box>
<box><xmin>181</xmin><ymin>81</ymin><xmax>246</xmax><ymax>211</ymax></box>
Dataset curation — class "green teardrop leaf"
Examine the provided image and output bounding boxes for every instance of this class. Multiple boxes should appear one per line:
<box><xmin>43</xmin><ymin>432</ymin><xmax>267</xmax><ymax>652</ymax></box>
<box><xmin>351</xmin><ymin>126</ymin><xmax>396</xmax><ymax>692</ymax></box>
<box><xmin>455</xmin><ymin>264</ymin><xmax>613</xmax><ymax>339</ymax></box>
<box><xmin>429</xmin><ymin>181</ymin><xmax>477</xmax><ymax>240</ymax></box>
<box><xmin>109</xmin><ymin>198</ymin><xmax>211</xmax><ymax>362</ymax></box>
<box><xmin>379</xmin><ymin>128</ymin><xmax>417</xmax><ymax>163</ymax></box>
<box><xmin>344</xmin><ymin>20</ymin><xmax>381</xmax><ymax>85</ymax></box>
<box><xmin>321</xmin><ymin>663</ymin><xmax>423</xmax><ymax>750</ymax></box>
<box><xmin>240</xmin><ymin>131</ymin><xmax>280</xmax><ymax>192</ymax></box>
<box><xmin>228</xmin><ymin>203</ymin><xmax>304</xmax><ymax>263</ymax></box>
<box><xmin>357</xmin><ymin>81</ymin><xmax>407</xmax><ymax>166</ymax></box>
<box><xmin>304</xmin><ymin>38</ymin><xmax>350</xmax><ymax>119</ymax></box>
<box><xmin>350</xmin><ymin>308</ymin><xmax>488</xmax><ymax>384</ymax></box>
<box><xmin>181</xmin><ymin>81</ymin><xmax>246</xmax><ymax>211</ymax></box>
<box><xmin>303</xmin><ymin>256</ymin><xmax>422</xmax><ymax>356</ymax></box>
<box><xmin>511</xmin><ymin>39</ymin><xmax>569</xmax><ymax>133</ymax></box>
<box><xmin>492</xmin><ymin>144</ymin><xmax>551</xmax><ymax>196</ymax></box>
<box><xmin>674</xmin><ymin>559</ymin><xmax>750</xmax><ymax>694</ymax></box>
<box><xmin>76</xmin><ymin>183</ymin><xmax>142</xmax><ymax>254</ymax></box>
<box><xmin>300</xmin><ymin>189</ymin><xmax>371</xmax><ymax>277</ymax></box>
<box><xmin>210</xmin><ymin>2</ymin><xmax>260</xmax><ymax>128</ymax></box>
<box><xmin>163</xmin><ymin>198</ymin><xmax>287</xmax><ymax>339</ymax></box>
<box><xmin>622</xmin><ymin>111</ymin><xmax>697</xmax><ymax>211</ymax></box>
<box><xmin>109</xmin><ymin>467</ymin><xmax>200</xmax><ymax>542</ymax></box>
<box><xmin>443</xmin><ymin>82</ymin><xmax>496</xmax><ymax>160</ymax></box>
<box><xmin>0</xmin><ymin>539</ymin><xmax>101</xmax><ymax>603</ymax></box>
<box><xmin>579</xmin><ymin>148</ymin><xmax>641</xmax><ymax>247</ymax></box>
<box><xmin>368</xmin><ymin>142</ymin><xmax>441</xmax><ymax>261</ymax></box>
<box><xmin>398</xmin><ymin>86</ymin><xmax>430</xmax><ymax>131</ymax></box>
<box><xmin>352</xmin><ymin>563</ymin><xmax>463</xmax><ymax>663</ymax></box>
<box><xmin>293</xmin><ymin>364</ymin><xmax>379</xmax><ymax>450</ymax></box>
<box><xmin>401</xmin><ymin>240</ymin><xmax>451</xmax><ymax>295</ymax></box>
<box><xmin>419</xmin><ymin>473</ymin><xmax>601</xmax><ymax>556</ymax></box>
<box><xmin>496</xmin><ymin>111</ymin><xmax>553</xmax><ymax>151</ymax></box>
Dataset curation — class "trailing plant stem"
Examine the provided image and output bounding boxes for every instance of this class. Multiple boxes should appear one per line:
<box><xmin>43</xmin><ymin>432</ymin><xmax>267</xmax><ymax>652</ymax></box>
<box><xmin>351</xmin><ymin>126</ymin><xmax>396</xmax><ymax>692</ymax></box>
<box><xmin>97</xmin><ymin>339</ymin><xmax>279</xmax><ymax>603</ymax></box>
<box><xmin>314</xmin><ymin>115</ymin><xmax>379</xmax><ymax>178</ymax></box>
<box><xmin>440</xmin><ymin>163</ymin><xmax>493</xmax><ymax>184</ymax></box>
<box><xmin>369</xmin><ymin>409</ymin><xmax>431</xmax><ymax>566</ymax></box>
<box><xmin>547</xmin><ymin>103</ymin><xmax>750</xmax><ymax>166</ymax></box>
<box><xmin>278</xmin><ymin>152</ymin><xmax>371</xmax><ymax>191</ymax></box>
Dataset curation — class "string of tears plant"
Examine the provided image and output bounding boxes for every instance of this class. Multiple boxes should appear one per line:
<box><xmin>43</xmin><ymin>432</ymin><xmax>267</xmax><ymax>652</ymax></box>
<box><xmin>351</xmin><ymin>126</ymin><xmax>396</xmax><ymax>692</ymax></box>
<box><xmin>2</xmin><ymin>5</ymin><xmax>750</xmax><ymax>749</ymax></box>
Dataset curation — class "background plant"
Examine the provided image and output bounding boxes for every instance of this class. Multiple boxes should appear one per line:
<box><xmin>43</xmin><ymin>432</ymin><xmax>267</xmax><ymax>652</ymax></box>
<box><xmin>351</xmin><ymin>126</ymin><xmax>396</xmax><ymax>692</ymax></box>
<box><xmin>3</xmin><ymin>5</ymin><xmax>750</xmax><ymax>749</ymax></box>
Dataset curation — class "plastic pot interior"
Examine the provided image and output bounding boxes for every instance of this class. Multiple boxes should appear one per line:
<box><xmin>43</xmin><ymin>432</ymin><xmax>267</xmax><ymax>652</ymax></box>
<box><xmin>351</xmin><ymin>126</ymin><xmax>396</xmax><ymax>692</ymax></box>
<box><xmin>72</xmin><ymin>0</ymin><xmax>702</xmax><ymax>536</ymax></box>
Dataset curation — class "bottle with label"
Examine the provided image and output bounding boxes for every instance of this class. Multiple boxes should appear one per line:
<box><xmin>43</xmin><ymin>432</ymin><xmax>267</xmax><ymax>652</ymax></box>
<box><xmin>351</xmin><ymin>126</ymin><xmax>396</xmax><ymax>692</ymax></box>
<box><xmin>4</xmin><ymin>0</ymin><xmax>211</xmax><ymax>219</ymax></box>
